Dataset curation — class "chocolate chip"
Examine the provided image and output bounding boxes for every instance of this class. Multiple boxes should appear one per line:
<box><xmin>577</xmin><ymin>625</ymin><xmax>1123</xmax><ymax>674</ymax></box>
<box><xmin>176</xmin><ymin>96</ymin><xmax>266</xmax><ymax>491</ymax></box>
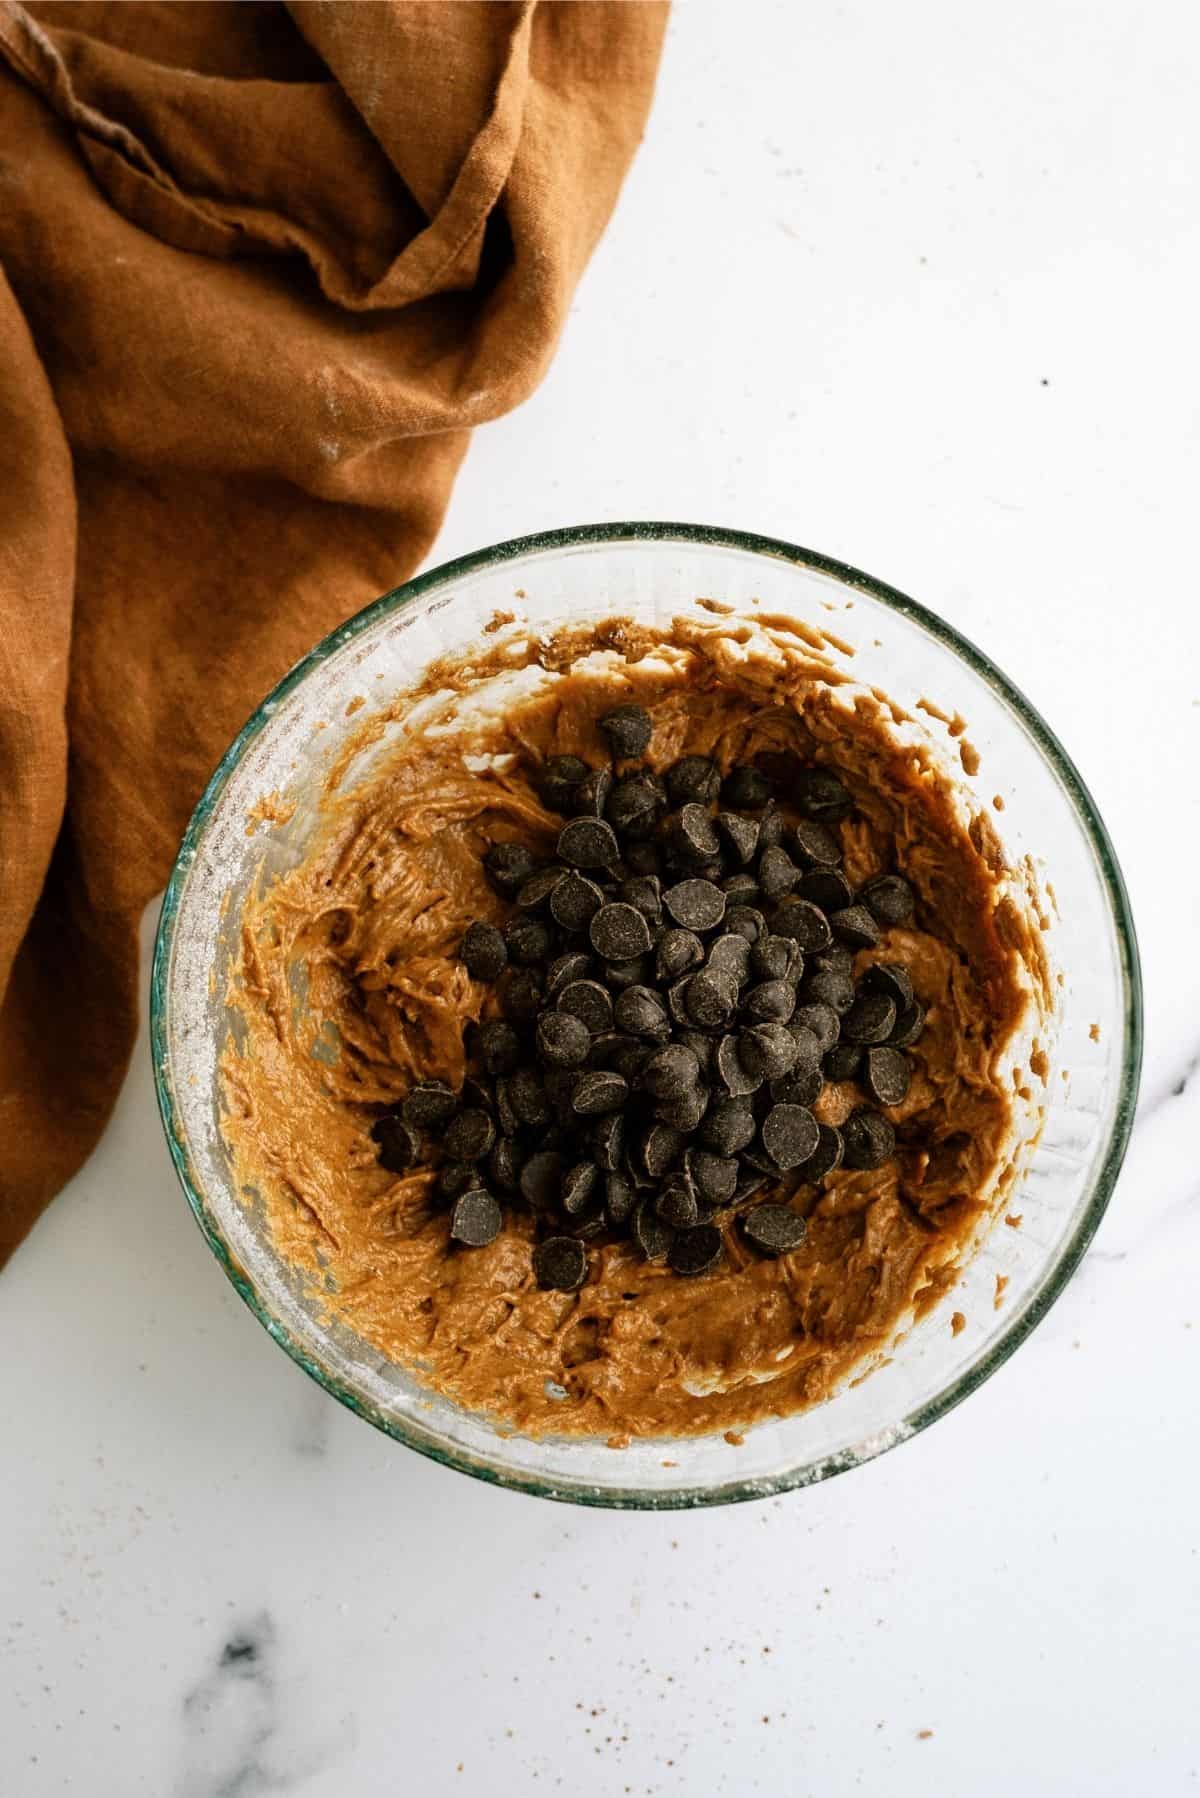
<box><xmin>533</xmin><ymin>1235</ymin><xmax>588</xmax><ymax>1291</ymax></box>
<box><xmin>401</xmin><ymin>1081</ymin><xmax>459</xmax><ymax>1130</ymax></box>
<box><xmin>548</xmin><ymin>872</ymin><xmax>603</xmax><ymax>933</ymax></box>
<box><xmin>461</xmin><ymin>1075</ymin><xmax>493</xmax><ymax>1115</ymax></box>
<box><xmin>841</xmin><ymin>1108</ymin><xmax>896</xmax><ymax>1169</ymax></box>
<box><xmin>889</xmin><ymin>1000</ymin><xmax>926</xmax><ymax>1048</ymax></box>
<box><xmin>707</xmin><ymin>933</ymin><xmax>752</xmax><ymax>985</ymax></box>
<box><xmin>591</xmin><ymin>1112</ymin><xmax>626</xmax><ymax>1171</ymax></box>
<box><xmin>715</xmin><ymin>1032</ymin><xmax>761</xmax><ymax>1097</ymax></box>
<box><xmin>861</xmin><ymin>873</ymin><xmax>915</xmax><ymax>925</ymax></box>
<box><xmin>725</xmin><ymin>905</ymin><xmax>766</xmax><ymax>944</ymax></box>
<box><xmin>793</xmin><ymin>768</ymin><xmax>853</xmax><ymax>821</ymax></box>
<box><xmin>632</xmin><ymin>1200</ymin><xmax>673</xmax><ymax>1262</ymax></box>
<box><xmin>811</xmin><ymin>942</ymin><xmax>855</xmax><ymax>977</ymax></box>
<box><xmin>664</xmin><ymin>878</ymin><xmax>725</xmax><ymax>933</ymax></box>
<box><xmin>505</xmin><ymin>915</ymin><xmax>553</xmax><ymax>966</ymax></box>
<box><xmin>487</xmin><ymin>1137</ymin><xmax>522</xmax><ymax>1189</ymax></box>
<box><xmin>742</xmin><ymin>980</ymin><xmax>796</xmax><ymax>1024</ymax></box>
<box><xmin>587</xmin><ymin>1030</ymin><xmax>636</xmax><ymax>1069</ymax></box>
<box><xmin>639</xmin><ymin>1122</ymin><xmax>685</xmax><ymax>1179</ymax></box>
<box><xmin>761</xmin><ymin>1103</ymin><xmax>820</xmax><ymax>1169</ymax></box>
<box><xmin>438</xmin><ymin>1161</ymin><xmax>480</xmax><ymax>1202</ymax></box>
<box><xmin>685</xmin><ymin>968</ymin><xmax>738</xmax><ymax>1030</ymax></box>
<box><xmin>614</xmin><ymin>983</ymin><xmax>670</xmax><ymax>1039</ymax></box>
<box><xmin>503</xmin><ymin>967</ymin><xmax>545</xmax><ymax>1023</ymax></box>
<box><xmin>561</xmin><ymin>1160</ymin><xmax>602</xmax><ymax>1217</ymax></box>
<box><xmin>444</xmin><ymin>1107</ymin><xmax>496</xmax><ymax>1162</ymax></box>
<box><xmin>590</xmin><ymin>902</ymin><xmax>653</xmax><ymax>962</ymax></box>
<box><xmin>604</xmin><ymin>955</ymin><xmax>652</xmax><ymax>992</ymax></box>
<box><xmin>677</xmin><ymin>1029</ymin><xmax>715</xmax><ymax>1076</ymax></box>
<box><xmin>615</xmin><ymin>876</ymin><xmax>661</xmax><ymax>925</ymax></box>
<box><xmin>862</xmin><ymin>1046</ymin><xmax>911</xmax><ymax>1107</ymax></box>
<box><xmin>665</xmin><ymin>755</ymin><xmax>721</xmax><ymax>805</ymax></box>
<box><xmin>494</xmin><ymin>1077</ymin><xmax>519</xmax><ymax>1136</ymax></box>
<box><xmin>656</xmin><ymin>1177</ymin><xmax>698</xmax><ymax>1228</ymax></box>
<box><xmin>611</xmin><ymin>1040</ymin><xmax>654</xmax><ymax>1083</ymax></box>
<box><xmin>623</xmin><ymin>839</ymin><xmax>663</xmax><ymax>877</ymax></box>
<box><xmin>509</xmin><ymin>1067</ymin><xmax>552</xmax><ymax>1128</ymax></box>
<box><xmin>606</xmin><ymin>772</ymin><xmax>665</xmax><ymax>839</ymax></box>
<box><xmin>769</xmin><ymin>1061</ymin><xmax>822</xmax><ymax>1107</ymax></box>
<box><xmin>750</xmin><ymin>934</ymin><xmax>802</xmax><ymax>983</ymax></box>
<box><xmin>484</xmin><ymin>841</ymin><xmax>537</xmax><ymax>897</ymax></box>
<box><xmin>670</xmin><ymin>803</ymin><xmax>721</xmax><ymax>864</ymax></box>
<box><xmin>536</xmin><ymin>1011</ymin><xmax>591</xmax><ymax>1068</ymax></box>
<box><xmin>598</xmin><ymin>703</ymin><xmax>653</xmax><ymax>758</ymax></box>
<box><xmin>742</xmin><ymin>1204</ymin><xmax>808</xmax><ymax>1256</ymax></box>
<box><xmin>792</xmin><ymin>818</ymin><xmax>843</xmax><ymax>868</ymax></box>
<box><xmin>572</xmin><ymin>767</ymin><xmax>613</xmax><ymax>818</ymax></box>
<box><xmin>640</xmin><ymin>1043</ymin><xmax>702</xmax><ymax>1099</ymax></box>
<box><xmin>863</xmin><ymin>961</ymin><xmax>915</xmax><ymax>1012</ymax></box>
<box><xmin>716</xmin><ymin>812</ymin><xmax>759</xmax><ymax>865</ymax></box>
<box><xmin>520</xmin><ymin>1149</ymin><xmax>565</xmax><ymax>1209</ymax></box>
<box><xmin>841</xmin><ymin>991</ymin><xmax>897</xmax><ymax>1045</ymax></box>
<box><xmin>570</xmin><ymin>1071</ymin><xmax>630</xmax><ymax>1116</ymax></box>
<box><xmin>791</xmin><ymin>1002</ymin><xmax>839</xmax><ymax>1053</ymax></box>
<box><xmin>372</xmin><ymin>1114</ymin><xmax>422</xmax><ymax>1174</ymax></box>
<box><xmin>800</xmin><ymin>966</ymin><xmax>856</xmax><ymax>1015</ymax></box>
<box><xmin>540</xmin><ymin>755</ymin><xmax>591</xmax><ymax>814</ymax></box>
<box><xmin>772</xmin><ymin>897</ymin><xmax>834</xmax><ymax>951</ymax></box>
<box><xmin>740</xmin><ymin>1021</ymin><xmax>799</xmax><ymax>1083</ymax></box>
<box><xmin>721</xmin><ymin>765</ymin><xmax>770</xmax><ymax>809</ymax></box>
<box><xmin>796</xmin><ymin>869</ymin><xmax>853</xmax><ymax>914</ymax></box>
<box><xmin>515</xmin><ymin>867</ymin><xmax>564</xmax><ymax>912</ymax></box>
<box><xmin>719</xmin><ymin>872</ymin><xmax>761</xmax><ymax>908</ymax></box>
<box><xmin>758</xmin><ymin>845</ymin><xmax>800</xmax><ymax>900</ymax></box>
<box><xmin>460</xmin><ymin>921</ymin><xmax>507</xmax><ymax>981</ymax></box>
<box><xmin>657</xmin><ymin>927</ymin><xmax>705</xmax><ymax>982</ymax></box>
<box><xmin>556</xmin><ymin>979</ymin><xmax>613</xmax><ymax>1035</ymax></box>
<box><xmin>449</xmin><ymin>1187</ymin><xmax>502</xmax><ymax>1247</ymax></box>
<box><xmin>655</xmin><ymin>1083</ymin><xmax>709</xmax><ymax>1132</ymax></box>
<box><xmin>559</xmin><ymin>816</ymin><xmax>621</xmax><ymax>871</ymax></box>
<box><xmin>829</xmin><ymin>904</ymin><xmax>881</xmax><ymax>949</ymax></box>
<box><xmin>699</xmin><ymin>1097</ymin><xmax>756</xmax><ymax>1154</ymax></box>
<box><xmin>684</xmin><ymin>1148</ymin><xmax>739</xmax><ymax>1205</ymax></box>
<box><xmin>668</xmin><ymin>1223</ymin><xmax>723</xmax><ymax>1275</ymax></box>
<box><xmin>605</xmin><ymin>1170</ymin><xmax>637</xmax><ymax>1224</ymax></box>
<box><xmin>801</xmin><ymin>1122</ymin><xmax>844</xmax><ymax>1181</ymax></box>
<box><xmin>823</xmin><ymin>1043</ymin><xmax>862</xmax><ymax>1082</ymax></box>
<box><xmin>478</xmin><ymin>1020</ymin><xmax>521</xmax><ymax>1076</ymax></box>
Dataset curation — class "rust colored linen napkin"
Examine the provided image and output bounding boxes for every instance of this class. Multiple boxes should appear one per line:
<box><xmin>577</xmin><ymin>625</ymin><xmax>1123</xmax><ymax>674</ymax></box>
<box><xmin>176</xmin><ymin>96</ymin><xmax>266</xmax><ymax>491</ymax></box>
<box><xmin>0</xmin><ymin>0</ymin><xmax>667</xmax><ymax>1262</ymax></box>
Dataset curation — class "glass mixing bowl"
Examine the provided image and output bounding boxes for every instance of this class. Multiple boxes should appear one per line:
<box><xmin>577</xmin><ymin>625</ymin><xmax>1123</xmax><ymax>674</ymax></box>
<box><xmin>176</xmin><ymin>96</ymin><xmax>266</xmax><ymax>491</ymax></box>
<box><xmin>151</xmin><ymin>524</ymin><xmax>1141</xmax><ymax>1508</ymax></box>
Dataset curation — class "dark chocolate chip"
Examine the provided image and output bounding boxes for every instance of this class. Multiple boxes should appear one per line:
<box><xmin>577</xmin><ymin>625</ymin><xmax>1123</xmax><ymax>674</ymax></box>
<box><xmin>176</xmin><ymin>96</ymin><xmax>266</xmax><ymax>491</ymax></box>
<box><xmin>670</xmin><ymin>802</ymin><xmax>721</xmax><ymax>863</ymax></box>
<box><xmin>761</xmin><ymin>1103</ymin><xmax>820</xmax><ymax>1169</ymax></box>
<box><xmin>841</xmin><ymin>1108</ymin><xmax>896</xmax><ymax>1169</ymax></box>
<box><xmin>401</xmin><ymin>1081</ymin><xmax>459</xmax><ymax>1130</ymax></box>
<box><xmin>739</xmin><ymin>1021</ymin><xmax>799</xmax><ymax>1083</ymax></box>
<box><xmin>801</xmin><ymin>1123</ymin><xmax>844</xmax><ymax>1181</ymax></box>
<box><xmin>715</xmin><ymin>1032</ymin><xmax>761</xmax><ymax>1097</ymax></box>
<box><xmin>734</xmin><ymin>1171</ymin><xmax>769</xmax><ymax>1203</ymax></box>
<box><xmin>796</xmin><ymin>869</ymin><xmax>854</xmax><ymax>914</ymax></box>
<box><xmin>640</xmin><ymin>1043</ymin><xmax>702</xmax><ymax>1100</ymax></box>
<box><xmin>657</xmin><ymin>927</ymin><xmax>705</xmax><ymax>982</ymax></box>
<box><xmin>772</xmin><ymin>897</ymin><xmax>834</xmax><ymax>951</ymax></box>
<box><xmin>483</xmin><ymin>841</ymin><xmax>537</xmax><ymax>898</ymax></box>
<box><xmin>656</xmin><ymin>1177</ymin><xmax>699</xmax><ymax>1228</ymax></box>
<box><xmin>725</xmin><ymin>905</ymin><xmax>766</xmax><ymax>944</ymax></box>
<box><xmin>549</xmin><ymin>871</ymin><xmax>604</xmax><ymax>932</ymax></box>
<box><xmin>572</xmin><ymin>767</ymin><xmax>613</xmax><ymax>819</ymax></box>
<box><xmin>571</xmin><ymin>1070</ymin><xmax>630</xmax><ymax>1116</ymax></box>
<box><xmin>606</xmin><ymin>772</ymin><xmax>665</xmax><ymax>839</ymax></box>
<box><xmin>829</xmin><ymin>904</ymin><xmax>882</xmax><ymax>949</ymax></box>
<box><xmin>444</xmin><ymin>1107</ymin><xmax>496</xmax><ymax>1162</ymax></box>
<box><xmin>793</xmin><ymin>768</ymin><xmax>853</xmax><ymax>821</ymax></box>
<box><xmin>742</xmin><ymin>979</ymin><xmax>796</xmax><ymax>1024</ymax></box>
<box><xmin>558</xmin><ymin>816</ymin><xmax>620</xmax><ymax>870</ymax></box>
<box><xmin>533</xmin><ymin>1235</ymin><xmax>588</xmax><ymax>1292</ymax></box>
<box><xmin>623</xmin><ymin>839</ymin><xmax>663</xmax><ymax>877</ymax></box>
<box><xmin>716</xmin><ymin>812</ymin><xmax>759</xmax><ymax>865</ymax></box>
<box><xmin>545</xmin><ymin>951</ymin><xmax>592</xmax><ymax>999</ymax></box>
<box><xmin>841</xmin><ymin>991</ymin><xmax>897</xmax><ymax>1045</ymax></box>
<box><xmin>823</xmin><ymin>1043</ymin><xmax>863</xmax><ymax>1082</ymax></box>
<box><xmin>590</xmin><ymin>1112</ymin><xmax>626</xmax><ymax>1172</ymax></box>
<box><xmin>478</xmin><ymin>1020</ymin><xmax>521</xmax><ymax>1076</ymax></box>
<box><xmin>438</xmin><ymin>1161</ymin><xmax>480</xmax><ymax>1202</ymax></box>
<box><xmin>538</xmin><ymin>754</ymin><xmax>589</xmax><ymax>812</ymax></box>
<box><xmin>758</xmin><ymin>845</ymin><xmax>800</xmax><ymax>900</ymax></box>
<box><xmin>719</xmin><ymin>872</ymin><xmax>761</xmax><ymax>908</ymax></box>
<box><xmin>536</xmin><ymin>1011</ymin><xmax>591</xmax><ymax>1068</ymax></box>
<box><xmin>614</xmin><ymin>983</ymin><xmax>670</xmax><ymax>1039</ymax></box>
<box><xmin>862</xmin><ymin>1046</ymin><xmax>911</xmax><ymax>1107</ymax></box>
<box><xmin>721</xmin><ymin>765</ymin><xmax>770</xmax><ymax>809</ymax></box>
<box><xmin>616</xmin><ymin>875</ymin><xmax>663</xmax><ymax>925</ymax></box>
<box><xmin>863</xmin><ymin>961</ymin><xmax>915</xmax><ymax>1012</ymax></box>
<box><xmin>742</xmin><ymin>1204</ymin><xmax>808</xmax><ymax>1256</ymax></box>
<box><xmin>503</xmin><ymin>967</ymin><xmax>545</xmax><ymax>1023</ymax></box>
<box><xmin>655</xmin><ymin>1083</ymin><xmax>709</xmax><ymax>1133</ymax></box>
<box><xmin>505</xmin><ymin>915</ymin><xmax>554</xmax><ymax>967</ymax></box>
<box><xmin>557</xmin><ymin>979</ymin><xmax>613</xmax><ymax>1034</ymax></box>
<box><xmin>449</xmin><ymin>1187</ymin><xmax>502</xmax><ymax>1247</ymax></box>
<box><xmin>561</xmin><ymin>1160</ymin><xmax>602</xmax><ymax>1217</ymax></box>
<box><xmin>605</xmin><ymin>1170</ymin><xmax>637</xmax><ymax>1225</ymax></box>
<box><xmin>677</xmin><ymin>1030</ymin><xmax>715</xmax><ymax>1076</ymax></box>
<box><xmin>664</xmin><ymin>878</ymin><xmax>725</xmax><ymax>932</ymax></box>
<box><xmin>611</xmin><ymin>1040</ymin><xmax>654</xmax><ymax>1083</ymax></box>
<box><xmin>520</xmin><ymin>1150</ymin><xmax>565</xmax><ymax>1210</ymax></box>
<box><xmin>598</xmin><ymin>703</ymin><xmax>653</xmax><ymax>759</ymax></box>
<box><xmin>666</xmin><ymin>977</ymin><xmax>693</xmax><ymax>1028</ymax></box>
<box><xmin>811</xmin><ymin>942</ymin><xmax>855</xmax><ymax>976</ymax></box>
<box><xmin>707</xmin><ymin>932</ymin><xmax>752</xmax><ymax>986</ymax></box>
<box><xmin>461</xmin><ymin>1075</ymin><xmax>493</xmax><ymax>1115</ymax></box>
<box><xmin>632</xmin><ymin>1200</ymin><xmax>673</xmax><ymax>1262</ymax></box>
<box><xmin>604</xmin><ymin>955</ymin><xmax>652</xmax><ymax>992</ymax></box>
<box><xmin>685</xmin><ymin>968</ymin><xmax>738</xmax><ymax>1030</ymax></box>
<box><xmin>757</xmin><ymin>804</ymin><xmax>786</xmax><ymax>849</ymax></box>
<box><xmin>750</xmin><ymin>933</ymin><xmax>803</xmax><ymax>983</ymax></box>
<box><xmin>684</xmin><ymin>1148</ymin><xmax>739</xmax><ymax>1205</ymax></box>
<box><xmin>889</xmin><ymin>1000</ymin><xmax>926</xmax><ymax>1048</ymax></box>
<box><xmin>371</xmin><ymin>1115</ymin><xmax>422</xmax><ymax>1175</ymax></box>
<box><xmin>590</xmin><ymin>902</ymin><xmax>653</xmax><ymax>962</ymax></box>
<box><xmin>460</xmin><ymin>921</ymin><xmax>507</xmax><ymax>981</ymax></box>
<box><xmin>509</xmin><ymin>1067</ymin><xmax>552</xmax><ymax>1128</ymax></box>
<box><xmin>860</xmin><ymin>873</ymin><xmax>915</xmax><ymax>926</ymax></box>
<box><xmin>668</xmin><ymin>1223</ymin><xmax>723</xmax><ymax>1275</ymax></box>
<box><xmin>639</xmin><ymin>1122</ymin><xmax>685</xmax><ymax>1179</ymax></box>
<box><xmin>494</xmin><ymin>1078</ymin><xmax>519</xmax><ymax>1137</ymax></box>
<box><xmin>769</xmin><ymin>1061</ymin><xmax>823</xmax><ymax>1107</ymax></box>
<box><xmin>792</xmin><ymin>819</ymin><xmax>843</xmax><ymax>869</ymax></box>
<box><xmin>516</xmin><ymin>866</ymin><xmax>566</xmax><ymax>912</ymax></box>
<box><xmin>665</xmin><ymin>756</ymin><xmax>721</xmax><ymax>805</ymax></box>
<box><xmin>801</xmin><ymin>967</ymin><xmax>856</xmax><ymax>1015</ymax></box>
<box><xmin>791</xmin><ymin>1002</ymin><xmax>839</xmax><ymax>1053</ymax></box>
<box><xmin>699</xmin><ymin>1097</ymin><xmax>757</xmax><ymax>1155</ymax></box>
<box><xmin>487</xmin><ymin>1137</ymin><xmax>522</xmax><ymax>1190</ymax></box>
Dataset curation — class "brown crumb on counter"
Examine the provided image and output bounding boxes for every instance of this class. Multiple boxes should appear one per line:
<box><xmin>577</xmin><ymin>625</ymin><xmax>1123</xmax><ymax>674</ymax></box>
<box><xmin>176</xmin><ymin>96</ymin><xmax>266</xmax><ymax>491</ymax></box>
<box><xmin>513</xmin><ymin>588</ymin><xmax>526</xmax><ymax>599</ymax></box>
<box><xmin>724</xmin><ymin>1430</ymin><xmax>745</xmax><ymax>1447</ymax></box>
<box><xmin>1089</xmin><ymin>1023</ymin><xmax>1101</xmax><ymax>1043</ymax></box>
<box><xmin>485</xmin><ymin>610</ymin><xmax>516</xmax><ymax>634</ymax></box>
<box><xmin>959</xmin><ymin>739</ymin><xmax>981</xmax><ymax>776</ymax></box>
<box><xmin>697</xmin><ymin>596</ymin><xmax>735</xmax><ymax>615</ymax></box>
<box><xmin>994</xmin><ymin>1274</ymin><xmax>1009</xmax><ymax>1310</ymax></box>
<box><xmin>950</xmin><ymin>1310</ymin><xmax>966</xmax><ymax>1336</ymax></box>
<box><xmin>1005</xmin><ymin>1213</ymin><xmax>1023</xmax><ymax>1229</ymax></box>
<box><xmin>918</xmin><ymin>1729</ymin><xmax>934</xmax><ymax>1740</ymax></box>
<box><xmin>992</xmin><ymin>793</ymin><xmax>1005</xmax><ymax>811</ymax></box>
<box><xmin>344</xmin><ymin>695</ymin><xmax>365</xmax><ymax>716</ymax></box>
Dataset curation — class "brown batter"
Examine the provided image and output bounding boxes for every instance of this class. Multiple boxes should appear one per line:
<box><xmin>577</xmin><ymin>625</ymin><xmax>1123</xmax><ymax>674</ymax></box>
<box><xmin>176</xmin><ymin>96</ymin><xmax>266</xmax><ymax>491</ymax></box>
<box><xmin>221</xmin><ymin>612</ymin><xmax>1046</xmax><ymax>1439</ymax></box>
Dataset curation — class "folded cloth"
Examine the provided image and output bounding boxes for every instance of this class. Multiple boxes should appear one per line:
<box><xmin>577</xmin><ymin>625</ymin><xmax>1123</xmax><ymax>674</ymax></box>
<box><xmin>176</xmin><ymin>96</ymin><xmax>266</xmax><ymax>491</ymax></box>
<box><xmin>0</xmin><ymin>0</ymin><xmax>668</xmax><ymax>1262</ymax></box>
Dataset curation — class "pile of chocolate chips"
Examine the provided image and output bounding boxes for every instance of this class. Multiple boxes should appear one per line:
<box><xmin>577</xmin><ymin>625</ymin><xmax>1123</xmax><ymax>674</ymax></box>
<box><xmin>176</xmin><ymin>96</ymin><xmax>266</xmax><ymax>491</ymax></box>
<box><xmin>370</xmin><ymin>703</ymin><xmax>924</xmax><ymax>1292</ymax></box>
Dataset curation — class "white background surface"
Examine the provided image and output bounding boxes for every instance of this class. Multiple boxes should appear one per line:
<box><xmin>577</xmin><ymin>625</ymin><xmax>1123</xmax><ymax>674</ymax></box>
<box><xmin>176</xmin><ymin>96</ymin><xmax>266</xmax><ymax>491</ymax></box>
<box><xmin>3</xmin><ymin>3</ymin><xmax>1199</xmax><ymax>1793</ymax></box>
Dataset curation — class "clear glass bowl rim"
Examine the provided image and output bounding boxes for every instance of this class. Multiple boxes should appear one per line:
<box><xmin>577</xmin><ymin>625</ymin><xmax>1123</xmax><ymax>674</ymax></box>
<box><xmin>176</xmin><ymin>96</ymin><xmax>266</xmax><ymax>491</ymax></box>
<box><xmin>150</xmin><ymin>521</ymin><xmax>1143</xmax><ymax>1509</ymax></box>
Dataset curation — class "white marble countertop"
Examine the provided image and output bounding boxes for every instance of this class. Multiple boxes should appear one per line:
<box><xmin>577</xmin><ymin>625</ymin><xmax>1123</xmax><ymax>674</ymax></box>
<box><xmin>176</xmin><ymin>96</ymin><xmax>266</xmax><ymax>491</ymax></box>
<box><xmin>4</xmin><ymin>3</ymin><xmax>1198</xmax><ymax>1793</ymax></box>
